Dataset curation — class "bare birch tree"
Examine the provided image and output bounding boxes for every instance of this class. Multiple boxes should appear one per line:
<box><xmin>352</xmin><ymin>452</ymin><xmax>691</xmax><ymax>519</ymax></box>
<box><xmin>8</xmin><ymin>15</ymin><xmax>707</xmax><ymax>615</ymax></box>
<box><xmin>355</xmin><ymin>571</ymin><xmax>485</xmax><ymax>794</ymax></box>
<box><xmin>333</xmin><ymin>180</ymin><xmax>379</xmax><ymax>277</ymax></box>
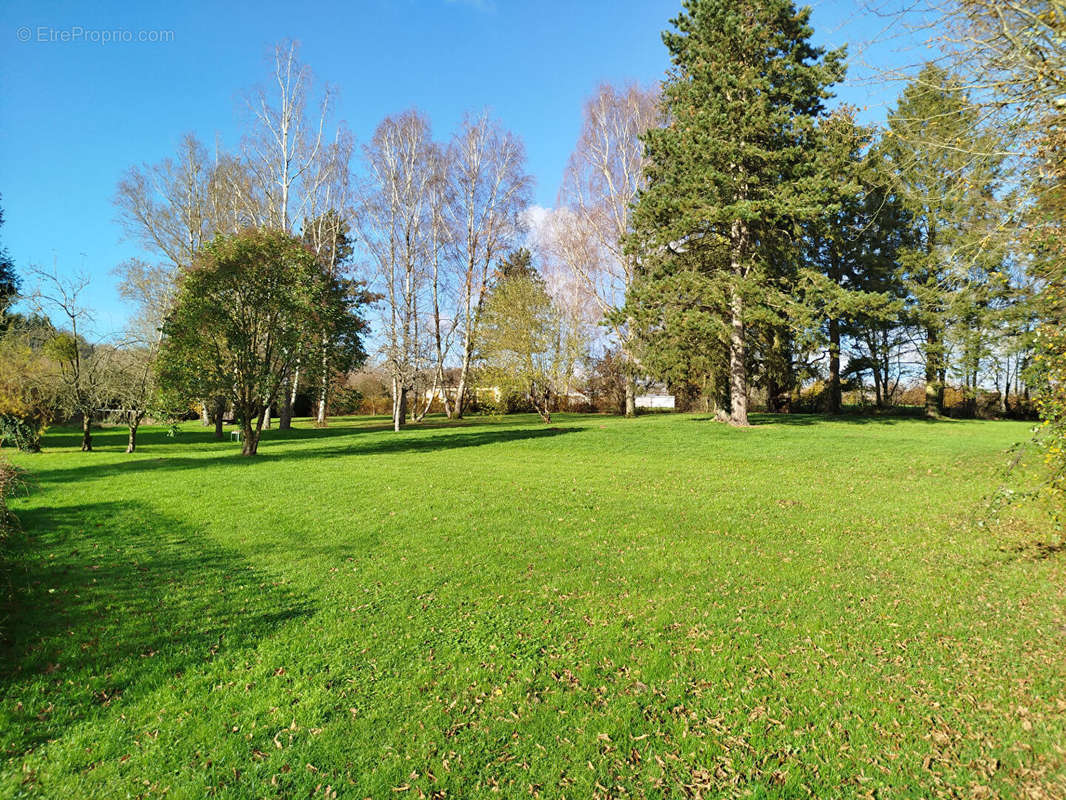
<box><xmin>554</xmin><ymin>83</ymin><xmax>659</xmax><ymax>416</ymax></box>
<box><xmin>447</xmin><ymin>112</ymin><xmax>532</xmax><ymax>418</ymax></box>
<box><xmin>355</xmin><ymin>110</ymin><xmax>437</xmax><ymax>432</ymax></box>
<box><xmin>414</xmin><ymin>149</ymin><xmax>456</xmax><ymax>422</ymax></box>
<box><xmin>301</xmin><ymin>129</ymin><xmax>357</xmax><ymax>425</ymax></box>
<box><xmin>241</xmin><ymin>40</ymin><xmax>333</xmax><ymax>234</ymax></box>
<box><xmin>241</xmin><ymin>40</ymin><xmax>340</xmax><ymax>429</ymax></box>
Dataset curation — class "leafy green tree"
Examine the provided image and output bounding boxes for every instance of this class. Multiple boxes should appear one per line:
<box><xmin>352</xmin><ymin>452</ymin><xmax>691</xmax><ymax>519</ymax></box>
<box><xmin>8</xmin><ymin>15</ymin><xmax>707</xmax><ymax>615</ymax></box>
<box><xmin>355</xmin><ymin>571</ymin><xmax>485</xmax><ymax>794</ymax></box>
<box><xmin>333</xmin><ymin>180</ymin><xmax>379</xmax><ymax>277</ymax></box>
<box><xmin>627</xmin><ymin>0</ymin><xmax>845</xmax><ymax>425</ymax></box>
<box><xmin>159</xmin><ymin>230</ymin><xmax>342</xmax><ymax>456</ymax></box>
<box><xmin>479</xmin><ymin>262</ymin><xmax>579</xmax><ymax>424</ymax></box>
<box><xmin>624</xmin><ymin>242</ymin><xmax>732</xmax><ymax>415</ymax></box>
<box><xmin>1028</xmin><ymin>114</ymin><xmax>1066</xmax><ymax>516</ymax></box>
<box><xmin>879</xmin><ymin>65</ymin><xmax>1006</xmax><ymax>417</ymax></box>
<box><xmin>496</xmin><ymin>247</ymin><xmax>537</xmax><ymax>281</ymax></box>
<box><xmin>796</xmin><ymin>113</ymin><xmax>909</xmax><ymax>412</ymax></box>
<box><xmin>0</xmin><ymin>316</ymin><xmax>57</xmax><ymax>452</ymax></box>
<box><xmin>0</xmin><ymin>198</ymin><xmax>20</xmax><ymax>327</ymax></box>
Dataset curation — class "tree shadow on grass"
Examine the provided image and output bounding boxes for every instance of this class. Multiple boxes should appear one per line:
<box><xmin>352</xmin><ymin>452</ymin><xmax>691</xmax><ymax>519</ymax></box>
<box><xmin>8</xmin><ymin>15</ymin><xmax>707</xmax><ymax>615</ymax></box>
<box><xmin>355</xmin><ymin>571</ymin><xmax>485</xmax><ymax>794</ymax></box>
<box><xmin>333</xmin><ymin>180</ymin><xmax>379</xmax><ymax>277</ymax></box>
<box><xmin>38</xmin><ymin>417</ymin><xmax>396</xmax><ymax>452</ymax></box>
<box><xmin>36</xmin><ymin>414</ymin><xmax>513</xmax><ymax>453</ymax></box>
<box><xmin>24</xmin><ymin>425</ymin><xmax>585</xmax><ymax>489</ymax></box>
<box><xmin>0</xmin><ymin>500</ymin><xmax>315</xmax><ymax>758</ymax></box>
<box><xmin>689</xmin><ymin>409</ymin><xmax>964</xmax><ymax>426</ymax></box>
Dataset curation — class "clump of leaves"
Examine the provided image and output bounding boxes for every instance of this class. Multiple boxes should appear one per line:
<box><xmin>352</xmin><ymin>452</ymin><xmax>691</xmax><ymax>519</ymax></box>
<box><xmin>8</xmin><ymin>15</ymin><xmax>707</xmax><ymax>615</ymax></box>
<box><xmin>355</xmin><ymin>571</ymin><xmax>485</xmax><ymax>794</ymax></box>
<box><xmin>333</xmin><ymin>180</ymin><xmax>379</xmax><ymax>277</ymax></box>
<box><xmin>1027</xmin><ymin>116</ymin><xmax>1066</xmax><ymax>526</ymax></box>
<box><xmin>0</xmin><ymin>455</ymin><xmax>23</xmax><ymax>539</ymax></box>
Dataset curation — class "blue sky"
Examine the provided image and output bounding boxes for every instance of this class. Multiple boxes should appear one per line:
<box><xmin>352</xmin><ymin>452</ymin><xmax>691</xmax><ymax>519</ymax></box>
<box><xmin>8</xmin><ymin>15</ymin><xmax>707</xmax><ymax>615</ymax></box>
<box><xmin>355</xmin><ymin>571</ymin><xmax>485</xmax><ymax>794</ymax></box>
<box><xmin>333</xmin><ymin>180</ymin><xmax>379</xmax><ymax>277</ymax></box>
<box><xmin>0</xmin><ymin>0</ymin><xmax>933</xmax><ymax>333</ymax></box>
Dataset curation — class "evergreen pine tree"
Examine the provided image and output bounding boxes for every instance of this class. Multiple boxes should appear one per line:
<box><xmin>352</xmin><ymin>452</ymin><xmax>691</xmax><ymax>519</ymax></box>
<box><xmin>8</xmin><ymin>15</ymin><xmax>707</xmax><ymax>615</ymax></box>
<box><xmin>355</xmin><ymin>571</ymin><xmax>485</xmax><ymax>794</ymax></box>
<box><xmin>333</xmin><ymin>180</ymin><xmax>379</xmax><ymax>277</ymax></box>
<box><xmin>628</xmin><ymin>0</ymin><xmax>845</xmax><ymax>425</ymax></box>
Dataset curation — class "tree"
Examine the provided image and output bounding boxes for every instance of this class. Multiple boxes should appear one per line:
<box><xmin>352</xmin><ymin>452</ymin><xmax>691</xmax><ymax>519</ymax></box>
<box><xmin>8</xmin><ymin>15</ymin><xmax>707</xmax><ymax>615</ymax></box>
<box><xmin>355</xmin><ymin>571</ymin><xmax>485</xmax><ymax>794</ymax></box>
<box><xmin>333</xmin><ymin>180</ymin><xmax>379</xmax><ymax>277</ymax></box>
<box><xmin>555</xmin><ymin>83</ymin><xmax>659</xmax><ymax>417</ymax></box>
<box><xmin>479</xmin><ymin>257</ymin><xmax>582</xmax><ymax>424</ymax></box>
<box><xmin>242</xmin><ymin>41</ymin><xmax>346</xmax><ymax>429</ymax></box>
<box><xmin>879</xmin><ymin>65</ymin><xmax>1007</xmax><ymax>417</ymax></box>
<box><xmin>241</xmin><ymin>40</ymin><xmax>335</xmax><ymax>235</ymax></box>
<box><xmin>0</xmin><ymin>197</ymin><xmax>20</xmax><ymax>325</ymax></box>
<box><xmin>1027</xmin><ymin>113</ymin><xmax>1066</xmax><ymax>514</ymax></box>
<box><xmin>114</xmin><ymin>134</ymin><xmax>222</xmax><ymax>274</ymax></box>
<box><xmin>0</xmin><ymin>315</ymin><xmax>56</xmax><ymax>452</ymax></box>
<box><xmin>114</xmin><ymin>134</ymin><xmax>253</xmax><ymax>427</ymax></box>
<box><xmin>299</xmin><ymin>124</ymin><xmax>356</xmax><ymax>426</ymax></box>
<box><xmin>797</xmin><ymin>112</ymin><xmax>908</xmax><ymax>412</ymax></box>
<box><xmin>628</xmin><ymin>0</ymin><xmax>845</xmax><ymax>426</ymax></box>
<box><xmin>933</xmin><ymin>0</ymin><xmax>1065</xmax><ymax>122</ymax></box>
<box><xmin>624</xmin><ymin>241</ymin><xmax>733</xmax><ymax>415</ymax></box>
<box><xmin>447</xmin><ymin>112</ymin><xmax>532</xmax><ymax>419</ymax></box>
<box><xmin>109</xmin><ymin>259</ymin><xmax>178</xmax><ymax>452</ymax></box>
<box><xmin>159</xmin><ymin>230</ymin><xmax>332</xmax><ymax>456</ymax></box>
<box><xmin>355</xmin><ymin>110</ymin><xmax>438</xmax><ymax>432</ymax></box>
<box><xmin>301</xmin><ymin>211</ymin><xmax>370</xmax><ymax>426</ymax></box>
<box><xmin>29</xmin><ymin>268</ymin><xmax>111</xmax><ymax>452</ymax></box>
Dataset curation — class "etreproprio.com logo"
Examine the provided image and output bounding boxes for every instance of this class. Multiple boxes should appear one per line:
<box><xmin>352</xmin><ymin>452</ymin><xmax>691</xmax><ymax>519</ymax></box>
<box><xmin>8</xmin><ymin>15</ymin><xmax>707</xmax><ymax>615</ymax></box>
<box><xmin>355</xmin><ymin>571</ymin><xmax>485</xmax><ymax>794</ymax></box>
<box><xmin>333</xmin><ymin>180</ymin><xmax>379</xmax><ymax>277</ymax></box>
<box><xmin>16</xmin><ymin>25</ymin><xmax>175</xmax><ymax>44</ymax></box>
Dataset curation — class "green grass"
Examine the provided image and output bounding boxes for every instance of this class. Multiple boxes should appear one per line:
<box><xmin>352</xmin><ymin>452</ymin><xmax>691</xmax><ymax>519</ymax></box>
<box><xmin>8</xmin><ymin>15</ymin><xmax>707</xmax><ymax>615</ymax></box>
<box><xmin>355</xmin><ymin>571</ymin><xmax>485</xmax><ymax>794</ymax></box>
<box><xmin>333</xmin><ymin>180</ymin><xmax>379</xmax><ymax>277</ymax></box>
<box><xmin>1</xmin><ymin>412</ymin><xmax>1064</xmax><ymax>799</ymax></box>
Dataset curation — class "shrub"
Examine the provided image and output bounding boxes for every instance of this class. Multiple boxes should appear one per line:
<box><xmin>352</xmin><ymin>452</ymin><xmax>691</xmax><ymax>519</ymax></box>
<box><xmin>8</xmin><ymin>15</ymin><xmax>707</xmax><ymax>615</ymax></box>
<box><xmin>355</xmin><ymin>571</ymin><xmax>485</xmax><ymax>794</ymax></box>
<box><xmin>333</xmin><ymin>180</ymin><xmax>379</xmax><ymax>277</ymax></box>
<box><xmin>0</xmin><ymin>457</ymin><xmax>20</xmax><ymax>538</ymax></box>
<box><xmin>326</xmin><ymin>385</ymin><xmax>364</xmax><ymax>417</ymax></box>
<box><xmin>0</xmin><ymin>455</ymin><xmax>23</xmax><ymax>642</ymax></box>
<box><xmin>0</xmin><ymin>412</ymin><xmax>47</xmax><ymax>452</ymax></box>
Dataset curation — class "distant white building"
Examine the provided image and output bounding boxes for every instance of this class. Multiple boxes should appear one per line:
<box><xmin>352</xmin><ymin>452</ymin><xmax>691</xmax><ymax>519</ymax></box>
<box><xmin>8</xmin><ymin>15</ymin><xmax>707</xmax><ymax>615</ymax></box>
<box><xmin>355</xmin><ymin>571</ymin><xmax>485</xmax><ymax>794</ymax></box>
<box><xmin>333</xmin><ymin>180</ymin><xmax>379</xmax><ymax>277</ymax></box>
<box><xmin>636</xmin><ymin>394</ymin><xmax>675</xmax><ymax>410</ymax></box>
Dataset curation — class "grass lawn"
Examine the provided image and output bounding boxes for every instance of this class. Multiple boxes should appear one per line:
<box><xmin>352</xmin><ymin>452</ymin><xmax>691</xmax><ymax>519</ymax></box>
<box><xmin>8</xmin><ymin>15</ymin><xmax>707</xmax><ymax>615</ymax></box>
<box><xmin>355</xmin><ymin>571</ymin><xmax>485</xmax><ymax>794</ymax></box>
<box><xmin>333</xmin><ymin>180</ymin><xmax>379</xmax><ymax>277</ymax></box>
<box><xmin>1</xmin><ymin>412</ymin><xmax>1063</xmax><ymax>799</ymax></box>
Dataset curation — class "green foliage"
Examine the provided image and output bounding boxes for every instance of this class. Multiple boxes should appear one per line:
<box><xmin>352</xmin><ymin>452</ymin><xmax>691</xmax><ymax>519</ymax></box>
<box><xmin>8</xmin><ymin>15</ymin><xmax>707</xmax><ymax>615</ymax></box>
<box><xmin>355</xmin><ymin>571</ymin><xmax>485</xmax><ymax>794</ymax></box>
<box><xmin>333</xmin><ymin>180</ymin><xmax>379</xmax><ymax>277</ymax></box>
<box><xmin>0</xmin><ymin>197</ymin><xmax>19</xmax><ymax>324</ymax></box>
<box><xmin>159</xmin><ymin>229</ymin><xmax>368</xmax><ymax>454</ymax></box>
<box><xmin>878</xmin><ymin>65</ymin><xmax>1009</xmax><ymax>416</ymax></box>
<box><xmin>1</xmin><ymin>414</ymin><xmax>1063</xmax><ymax>797</ymax></box>
<box><xmin>793</xmin><ymin>111</ymin><xmax>911</xmax><ymax>410</ymax></box>
<box><xmin>633</xmin><ymin>0</ymin><xmax>845</xmax><ymax>248</ymax></box>
<box><xmin>1028</xmin><ymin>115</ymin><xmax>1066</xmax><ymax>518</ymax></box>
<box><xmin>626</xmin><ymin>0</ymin><xmax>845</xmax><ymax>421</ymax></box>
<box><xmin>0</xmin><ymin>321</ymin><xmax>57</xmax><ymax>452</ymax></box>
<box><xmin>0</xmin><ymin>415</ymin><xmax>45</xmax><ymax>454</ymax></box>
<box><xmin>624</xmin><ymin>244</ymin><xmax>732</xmax><ymax>408</ymax></box>
<box><xmin>0</xmin><ymin>455</ymin><xmax>21</xmax><ymax>536</ymax></box>
<box><xmin>495</xmin><ymin>247</ymin><xmax>536</xmax><ymax>280</ymax></box>
<box><xmin>479</xmin><ymin>265</ymin><xmax>578</xmax><ymax>423</ymax></box>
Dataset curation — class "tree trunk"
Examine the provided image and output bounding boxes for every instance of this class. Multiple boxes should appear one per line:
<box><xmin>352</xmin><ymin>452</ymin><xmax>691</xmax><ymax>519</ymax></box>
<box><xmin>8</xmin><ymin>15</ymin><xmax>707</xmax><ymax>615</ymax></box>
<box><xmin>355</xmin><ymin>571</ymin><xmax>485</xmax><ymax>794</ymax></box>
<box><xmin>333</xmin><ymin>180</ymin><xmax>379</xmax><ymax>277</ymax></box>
<box><xmin>624</xmin><ymin>375</ymin><xmax>637</xmax><ymax>418</ymax></box>
<box><xmin>126</xmin><ymin>420</ymin><xmax>138</xmax><ymax>454</ymax></box>
<box><xmin>241</xmin><ymin>430</ymin><xmax>259</xmax><ymax>456</ymax></box>
<box><xmin>728</xmin><ymin>220</ymin><xmax>750</xmax><ymax>427</ymax></box>
<box><xmin>241</xmin><ymin>406</ymin><xmax>263</xmax><ymax>456</ymax></box>
<box><xmin>263</xmin><ymin>405</ymin><xmax>271</xmax><ymax>429</ymax></box>
<box><xmin>279</xmin><ymin>374</ymin><xmax>293</xmax><ymax>431</ymax></box>
<box><xmin>316</xmin><ymin>390</ymin><xmax>328</xmax><ymax>426</ymax></box>
<box><xmin>200</xmin><ymin>400</ymin><xmax>210</xmax><ymax>427</ymax></box>
<box><xmin>454</xmin><ymin>343</ymin><xmax>472</xmax><ymax>419</ymax></box>
<box><xmin>827</xmin><ymin>317</ymin><xmax>842</xmax><ymax>414</ymax></box>
<box><xmin>531</xmin><ymin>384</ymin><xmax>552</xmax><ymax>423</ymax></box>
<box><xmin>924</xmin><ymin>325</ymin><xmax>941</xmax><ymax>418</ymax></box>
<box><xmin>212</xmin><ymin>396</ymin><xmax>226</xmax><ymax>440</ymax></box>
<box><xmin>81</xmin><ymin>413</ymin><xmax>92</xmax><ymax>452</ymax></box>
<box><xmin>316</xmin><ymin>340</ymin><xmax>329</xmax><ymax>426</ymax></box>
<box><xmin>392</xmin><ymin>379</ymin><xmax>408</xmax><ymax>432</ymax></box>
<box><xmin>729</xmin><ymin>289</ymin><xmax>748</xmax><ymax>426</ymax></box>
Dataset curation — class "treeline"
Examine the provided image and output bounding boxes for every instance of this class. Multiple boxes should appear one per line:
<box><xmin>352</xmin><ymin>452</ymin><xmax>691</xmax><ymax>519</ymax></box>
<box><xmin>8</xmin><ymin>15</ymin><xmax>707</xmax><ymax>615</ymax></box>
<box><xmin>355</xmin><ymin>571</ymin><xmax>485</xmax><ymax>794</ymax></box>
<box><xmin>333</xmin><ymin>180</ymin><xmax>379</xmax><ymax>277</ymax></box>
<box><xmin>0</xmin><ymin>1</ymin><xmax>1062</xmax><ymax>493</ymax></box>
